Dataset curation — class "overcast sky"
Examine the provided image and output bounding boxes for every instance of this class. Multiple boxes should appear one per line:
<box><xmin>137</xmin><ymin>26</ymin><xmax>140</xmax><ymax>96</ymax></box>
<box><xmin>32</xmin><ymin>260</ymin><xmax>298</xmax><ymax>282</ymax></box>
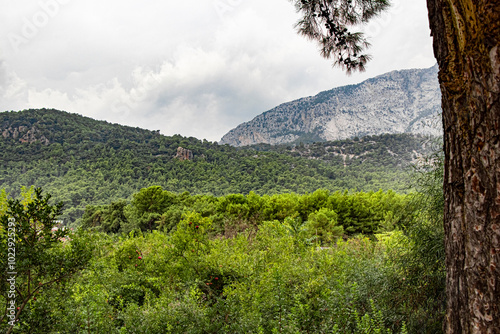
<box><xmin>0</xmin><ymin>0</ymin><xmax>435</xmax><ymax>142</ymax></box>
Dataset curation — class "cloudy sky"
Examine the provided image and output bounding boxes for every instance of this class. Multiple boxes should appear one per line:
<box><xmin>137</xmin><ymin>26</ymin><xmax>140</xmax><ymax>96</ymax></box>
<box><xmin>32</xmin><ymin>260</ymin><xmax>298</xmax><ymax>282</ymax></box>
<box><xmin>0</xmin><ymin>0</ymin><xmax>435</xmax><ymax>142</ymax></box>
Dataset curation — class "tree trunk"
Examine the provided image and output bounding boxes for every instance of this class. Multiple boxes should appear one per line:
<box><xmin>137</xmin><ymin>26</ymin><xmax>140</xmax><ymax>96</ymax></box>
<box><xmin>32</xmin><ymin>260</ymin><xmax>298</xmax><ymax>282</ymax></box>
<box><xmin>426</xmin><ymin>0</ymin><xmax>500</xmax><ymax>332</ymax></box>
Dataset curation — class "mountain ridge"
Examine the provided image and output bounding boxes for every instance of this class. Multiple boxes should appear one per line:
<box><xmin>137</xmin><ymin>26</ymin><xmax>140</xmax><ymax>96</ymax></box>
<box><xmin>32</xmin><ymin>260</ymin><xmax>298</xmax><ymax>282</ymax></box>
<box><xmin>220</xmin><ymin>65</ymin><xmax>442</xmax><ymax>146</ymax></box>
<box><xmin>0</xmin><ymin>109</ymin><xmax>434</xmax><ymax>225</ymax></box>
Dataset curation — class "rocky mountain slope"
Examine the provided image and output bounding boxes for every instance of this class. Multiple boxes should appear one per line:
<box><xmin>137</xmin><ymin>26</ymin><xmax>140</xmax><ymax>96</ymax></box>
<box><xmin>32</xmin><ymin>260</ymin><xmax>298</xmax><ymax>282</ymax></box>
<box><xmin>1</xmin><ymin>109</ymin><xmax>434</xmax><ymax>224</ymax></box>
<box><xmin>220</xmin><ymin>65</ymin><xmax>442</xmax><ymax>146</ymax></box>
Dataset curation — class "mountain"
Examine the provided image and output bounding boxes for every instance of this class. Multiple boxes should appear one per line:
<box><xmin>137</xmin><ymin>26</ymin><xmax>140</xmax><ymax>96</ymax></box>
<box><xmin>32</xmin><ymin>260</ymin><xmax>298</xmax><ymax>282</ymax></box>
<box><xmin>0</xmin><ymin>109</ymin><xmax>435</xmax><ymax>225</ymax></box>
<box><xmin>220</xmin><ymin>65</ymin><xmax>442</xmax><ymax>146</ymax></box>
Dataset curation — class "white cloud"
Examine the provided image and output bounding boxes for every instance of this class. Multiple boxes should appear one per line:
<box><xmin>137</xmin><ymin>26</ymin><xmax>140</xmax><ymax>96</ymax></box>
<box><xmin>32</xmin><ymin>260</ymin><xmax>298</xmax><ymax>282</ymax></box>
<box><xmin>0</xmin><ymin>0</ymin><xmax>436</xmax><ymax>141</ymax></box>
<box><xmin>0</xmin><ymin>61</ymin><xmax>28</xmax><ymax>108</ymax></box>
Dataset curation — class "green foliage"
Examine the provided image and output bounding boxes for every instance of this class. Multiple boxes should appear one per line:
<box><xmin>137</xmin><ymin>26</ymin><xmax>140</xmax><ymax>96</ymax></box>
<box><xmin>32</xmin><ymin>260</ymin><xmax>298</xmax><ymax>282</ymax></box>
<box><xmin>0</xmin><ymin>107</ymin><xmax>446</xmax><ymax>333</ymax></box>
<box><xmin>0</xmin><ymin>182</ymin><xmax>447</xmax><ymax>333</ymax></box>
<box><xmin>0</xmin><ymin>188</ymin><xmax>92</xmax><ymax>333</ymax></box>
<box><xmin>0</xmin><ymin>109</ymin><xmax>433</xmax><ymax>225</ymax></box>
<box><xmin>170</xmin><ymin>212</ymin><xmax>213</xmax><ymax>277</ymax></box>
<box><xmin>304</xmin><ymin>208</ymin><xmax>343</xmax><ymax>245</ymax></box>
<box><xmin>354</xmin><ymin>300</ymin><xmax>392</xmax><ymax>334</ymax></box>
<box><xmin>80</xmin><ymin>200</ymin><xmax>128</xmax><ymax>234</ymax></box>
<box><xmin>380</xmin><ymin>145</ymin><xmax>445</xmax><ymax>333</ymax></box>
<box><xmin>291</xmin><ymin>0</ymin><xmax>390</xmax><ymax>72</ymax></box>
<box><xmin>123</xmin><ymin>186</ymin><xmax>177</xmax><ymax>232</ymax></box>
<box><xmin>0</xmin><ymin>189</ymin><xmax>8</xmax><ymax>217</ymax></box>
<box><xmin>82</xmin><ymin>187</ymin><xmax>409</xmax><ymax>238</ymax></box>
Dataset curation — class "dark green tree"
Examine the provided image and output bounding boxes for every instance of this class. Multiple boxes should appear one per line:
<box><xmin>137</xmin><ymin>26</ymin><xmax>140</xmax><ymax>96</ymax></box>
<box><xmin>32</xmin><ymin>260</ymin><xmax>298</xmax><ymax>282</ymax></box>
<box><xmin>304</xmin><ymin>207</ymin><xmax>344</xmax><ymax>245</ymax></box>
<box><xmin>0</xmin><ymin>188</ymin><xmax>92</xmax><ymax>333</ymax></box>
<box><xmin>124</xmin><ymin>186</ymin><xmax>176</xmax><ymax>232</ymax></box>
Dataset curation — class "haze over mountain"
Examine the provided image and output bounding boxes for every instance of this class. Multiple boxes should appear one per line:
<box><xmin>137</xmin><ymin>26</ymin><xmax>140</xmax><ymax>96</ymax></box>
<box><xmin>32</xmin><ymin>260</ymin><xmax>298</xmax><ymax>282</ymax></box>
<box><xmin>220</xmin><ymin>65</ymin><xmax>442</xmax><ymax>146</ymax></box>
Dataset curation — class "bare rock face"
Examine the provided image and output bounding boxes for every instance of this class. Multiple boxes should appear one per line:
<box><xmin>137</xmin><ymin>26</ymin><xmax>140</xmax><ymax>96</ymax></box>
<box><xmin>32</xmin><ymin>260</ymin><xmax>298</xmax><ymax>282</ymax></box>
<box><xmin>175</xmin><ymin>147</ymin><xmax>193</xmax><ymax>161</ymax></box>
<box><xmin>220</xmin><ymin>65</ymin><xmax>442</xmax><ymax>147</ymax></box>
<box><xmin>1</xmin><ymin>126</ymin><xmax>50</xmax><ymax>144</ymax></box>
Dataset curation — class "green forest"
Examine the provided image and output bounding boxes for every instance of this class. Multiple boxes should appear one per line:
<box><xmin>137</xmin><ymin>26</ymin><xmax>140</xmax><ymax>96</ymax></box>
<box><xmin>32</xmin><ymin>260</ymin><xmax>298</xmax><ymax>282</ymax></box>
<box><xmin>0</xmin><ymin>109</ymin><xmax>436</xmax><ymax>226</ymax></box>
<box><xmin>0</xmin><ymin>109</ymin><xmax>446</xmax><ymax>333</ymax></box>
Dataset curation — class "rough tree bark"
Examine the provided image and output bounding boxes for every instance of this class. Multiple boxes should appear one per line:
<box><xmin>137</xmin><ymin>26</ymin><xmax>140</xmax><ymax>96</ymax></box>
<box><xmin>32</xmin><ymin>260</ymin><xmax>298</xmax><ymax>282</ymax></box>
<box><xmin>426</xmin><ymin>0</ymin><xmax>500</xmax><ymax>332</ymax></box>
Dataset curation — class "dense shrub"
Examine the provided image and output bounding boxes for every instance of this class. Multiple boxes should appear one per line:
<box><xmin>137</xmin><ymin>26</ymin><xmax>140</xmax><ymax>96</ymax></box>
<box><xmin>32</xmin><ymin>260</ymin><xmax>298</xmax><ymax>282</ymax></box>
<box><xmin>1</xmin><ymin>170</ymin><xmax>444</xmax><ymax>333</ymax></box>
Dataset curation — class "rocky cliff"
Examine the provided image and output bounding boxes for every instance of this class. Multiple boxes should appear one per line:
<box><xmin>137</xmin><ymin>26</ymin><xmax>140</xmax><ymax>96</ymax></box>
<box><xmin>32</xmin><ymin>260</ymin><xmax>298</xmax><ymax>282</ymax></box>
<box><xmin>220</xmin><ymin>65</ymin><xmax>442</xmax><ymax>147</ymax></box>
<box><xmin>175</xmin><ymin>147</ymin><xmax>194</xmax><ymax>161</ymax></box>
<box><xmin>1</xmin><ymin>125</ymin><xmax>50</xmax><ymax>145</ymax></box>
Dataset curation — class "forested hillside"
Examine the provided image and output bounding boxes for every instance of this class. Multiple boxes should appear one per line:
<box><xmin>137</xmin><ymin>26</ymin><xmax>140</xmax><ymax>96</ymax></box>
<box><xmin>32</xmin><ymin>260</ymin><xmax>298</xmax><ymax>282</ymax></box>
<box><xmin>247</xmin><ymin>133</ymin><xmax>438</xmax><ymax>168</ymax></box>
<box><xmin>1</xmin><ymin>109</ymin><xmax>436</xmax><ymax>225</ymax></box>
<box><xmin>1</xmin><ymin>110</ymin><xmax>446</xmax><ymax>334</ymax></box>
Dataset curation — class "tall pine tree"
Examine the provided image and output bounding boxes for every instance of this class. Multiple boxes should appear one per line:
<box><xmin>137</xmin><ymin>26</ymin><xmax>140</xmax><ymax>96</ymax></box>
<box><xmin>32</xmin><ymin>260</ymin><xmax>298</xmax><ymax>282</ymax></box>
<box><xmin>290</xmin><ymin>0</ymin><xmax>499</xmax><ymax>331</ymax></box>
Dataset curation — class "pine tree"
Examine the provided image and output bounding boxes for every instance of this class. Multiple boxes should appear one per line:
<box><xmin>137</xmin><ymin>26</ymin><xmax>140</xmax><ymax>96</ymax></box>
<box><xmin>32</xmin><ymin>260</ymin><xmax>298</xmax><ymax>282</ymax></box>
<box><xmin>290</xmin><ymin>0</ymin><xmax>500</xmax><ymax>331</ymax></box>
